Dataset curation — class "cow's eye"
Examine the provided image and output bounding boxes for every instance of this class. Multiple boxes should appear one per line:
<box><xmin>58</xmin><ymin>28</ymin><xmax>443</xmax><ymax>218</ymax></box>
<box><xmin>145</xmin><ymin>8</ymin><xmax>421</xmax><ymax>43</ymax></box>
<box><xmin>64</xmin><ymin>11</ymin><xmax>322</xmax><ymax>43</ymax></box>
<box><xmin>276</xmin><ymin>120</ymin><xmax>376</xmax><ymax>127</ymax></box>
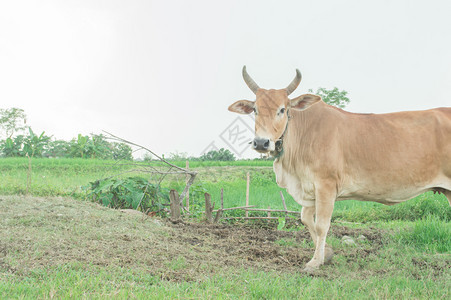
<box><xmin>280</xmin><ymin>108</ymin><xmax>285</xmax><ymax>114</ymax></box>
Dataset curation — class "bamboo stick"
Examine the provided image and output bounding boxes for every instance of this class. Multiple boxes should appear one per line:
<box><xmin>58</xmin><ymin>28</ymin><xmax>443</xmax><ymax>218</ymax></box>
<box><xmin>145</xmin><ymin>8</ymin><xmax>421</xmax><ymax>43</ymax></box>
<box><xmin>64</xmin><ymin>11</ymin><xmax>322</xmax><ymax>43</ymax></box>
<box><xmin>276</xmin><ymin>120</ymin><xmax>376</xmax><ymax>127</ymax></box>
<box><xmin>212</xmin><ymin>205</ymin><xmax>255</xmax><ymax>213</ymax></box>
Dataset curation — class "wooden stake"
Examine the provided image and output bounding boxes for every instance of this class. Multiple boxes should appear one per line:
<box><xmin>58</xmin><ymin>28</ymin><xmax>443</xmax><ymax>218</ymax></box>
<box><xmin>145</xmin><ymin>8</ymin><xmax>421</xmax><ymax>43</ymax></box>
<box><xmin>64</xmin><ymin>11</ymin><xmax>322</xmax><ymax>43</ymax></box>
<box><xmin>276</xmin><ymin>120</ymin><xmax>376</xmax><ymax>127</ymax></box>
<box><xmin>214</xmin><ymin>189</ymin><xmax>225</xmax><ymax>223</ymax></box>
<box><xmin>267</xmin><ymin>206</ymin><xmax>271</xmax><ymax>218</ymax></box>
<box><xmin>245</xmin><ymin>172</ymin><xmax>250</xmax><ymax>218</ymax></box>
<box><xmin>185</xmin><ymin>160</ymin><xmax>190</xmax><ymax>212</ymax></box>
<box><xmin>214</xmin><ymin>209</ymin><xmax>223</xmax><ymax>223</ymax></box>
<box><xmin>26</xmin><ymin>153</ymin><xmax>32</xmax><ymax>195</ymax></box>
<box><xmin>205</xmin><ymin>193</ymin><xmax>214</xmax><ymax>223</ymax></box>
<box><xmin>169</xmin><ymin>189</ymin><xmax>181</xmax><ymax>221</ymax></box>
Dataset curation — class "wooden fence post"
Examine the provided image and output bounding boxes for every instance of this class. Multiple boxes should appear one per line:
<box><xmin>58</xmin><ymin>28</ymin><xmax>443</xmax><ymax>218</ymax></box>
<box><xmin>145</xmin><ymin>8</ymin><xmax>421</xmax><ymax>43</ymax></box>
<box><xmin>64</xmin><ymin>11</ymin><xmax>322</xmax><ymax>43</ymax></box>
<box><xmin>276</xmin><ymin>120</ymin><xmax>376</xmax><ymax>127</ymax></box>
<box><xmin>245</xmin><ymin>172</ymin><xmax>250</xmax><ymax>218</ymax></box>
<box><xmin>214</xmin><ymin>189</ymin><xmax>224</xmax><ymax>223</ymax></box>
<box><xmin>169</xmin><ymin>189</ymin><xmax>181</xmax><ymax>221</ymax></box>
<box><xmin>205</xmin><ymin>193</ymin><xmax>214</xmax><ymax>223</ymax></box>
<box><xmin>186</xmin><ymin>160</ymin><xmax>190</xmax><ymax>211</ymax></box>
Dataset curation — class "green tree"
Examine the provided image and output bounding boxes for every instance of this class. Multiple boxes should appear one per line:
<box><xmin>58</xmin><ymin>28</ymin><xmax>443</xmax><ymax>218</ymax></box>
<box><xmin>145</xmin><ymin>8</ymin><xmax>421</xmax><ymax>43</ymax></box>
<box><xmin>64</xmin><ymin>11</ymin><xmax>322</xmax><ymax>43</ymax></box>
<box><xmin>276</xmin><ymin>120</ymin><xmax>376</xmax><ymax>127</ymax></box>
<box><xmin>168</xmin><ymin>151</ymin><xmax>188</xmax><ymax>161</ymax></box>
<box><xmin>111</xmin><ymin>142</ymin><xmax>133</xmax><ymax>160</ymax></box>
<box><xmin>86</xmin><ymin>134</ymin><xmax>110</xmax><ymax>159</ymax></box>
<box><xmin>308</xmin><ymin>87</ymin><xmax>350</xmax><ymax>108</ymax></box>
<box><xmin>44</xmin><ymin>140</ymin><xmax>71</xmax><ymax>158</ymax></box>
<box><xmin>142</xmin><ymin>152</ymin><xmax>153</xmax><ymax>161</ymax></box>
<box><xmin>0</xmin><ymin>107</ymin><xmax>27</xmax><ymax>138</ymax></box>
<box><xmin>200</xmin><ymin>148</ymin><xmax>235</xmax><ymax>161</ymax></box>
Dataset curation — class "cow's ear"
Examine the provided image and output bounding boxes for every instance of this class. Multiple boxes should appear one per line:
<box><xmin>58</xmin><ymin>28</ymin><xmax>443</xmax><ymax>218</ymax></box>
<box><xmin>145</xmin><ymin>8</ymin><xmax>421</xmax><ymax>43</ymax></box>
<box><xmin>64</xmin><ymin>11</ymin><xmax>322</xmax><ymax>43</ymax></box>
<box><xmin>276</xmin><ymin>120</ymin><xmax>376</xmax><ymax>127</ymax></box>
<box><xmin>228</xmin><ymin>100</ymin><xmax>255</xmax><ymax>114</ymax></box>
<box><xmin>290</xmin><ymin>94</ymin><xmax>321</xmax><ymax>111</ymax></box>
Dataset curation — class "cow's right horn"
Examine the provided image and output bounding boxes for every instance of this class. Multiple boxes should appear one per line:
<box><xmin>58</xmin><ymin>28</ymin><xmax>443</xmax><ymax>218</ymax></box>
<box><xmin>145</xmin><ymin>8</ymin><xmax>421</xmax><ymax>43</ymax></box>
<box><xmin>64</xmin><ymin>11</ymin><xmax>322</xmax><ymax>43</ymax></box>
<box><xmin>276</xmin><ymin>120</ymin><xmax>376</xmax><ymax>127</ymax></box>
<box><xmin>285</xmin><ymin>69</ymin><xmax>302</xmax><ymax>96</ymax></box>
<box><xmin>242</xmin><ymin>66</ymin><xmax>260</xmax><ymax>94</ymax></box>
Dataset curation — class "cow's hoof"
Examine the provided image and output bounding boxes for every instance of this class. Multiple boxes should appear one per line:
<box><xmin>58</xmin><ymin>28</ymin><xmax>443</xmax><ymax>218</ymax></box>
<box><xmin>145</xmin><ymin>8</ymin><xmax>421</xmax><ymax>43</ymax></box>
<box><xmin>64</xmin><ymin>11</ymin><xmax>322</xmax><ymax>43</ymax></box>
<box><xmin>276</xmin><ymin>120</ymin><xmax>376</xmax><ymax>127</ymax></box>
<box><xmin>303</xmin><ymin>260</ymin><xmax>321</xmax><ymax>273</ymax></box>
<box><xmin>324</xmin><ymin>246</ymin><xmax>334</xmax><ymax>264</ymax></box>
<box><xmin>302</xmin><ymin>265</ymin><xmax>318</xmax><ymax>273</ymax></box>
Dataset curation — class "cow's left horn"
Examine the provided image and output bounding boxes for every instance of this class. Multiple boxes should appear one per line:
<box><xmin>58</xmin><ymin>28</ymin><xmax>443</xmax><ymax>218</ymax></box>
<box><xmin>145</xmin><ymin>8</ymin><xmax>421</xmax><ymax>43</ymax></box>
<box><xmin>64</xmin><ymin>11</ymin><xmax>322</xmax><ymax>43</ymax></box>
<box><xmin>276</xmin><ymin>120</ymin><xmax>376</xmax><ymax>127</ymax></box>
<box><xmin>285</xmin><ymin>69</ymin><xmax>302</xmax><ymax>96</ymax></box>
<box><xmin>242</xmin><ymin>66</ymin><xmax>260</xmax><ymax>94</ymax></box>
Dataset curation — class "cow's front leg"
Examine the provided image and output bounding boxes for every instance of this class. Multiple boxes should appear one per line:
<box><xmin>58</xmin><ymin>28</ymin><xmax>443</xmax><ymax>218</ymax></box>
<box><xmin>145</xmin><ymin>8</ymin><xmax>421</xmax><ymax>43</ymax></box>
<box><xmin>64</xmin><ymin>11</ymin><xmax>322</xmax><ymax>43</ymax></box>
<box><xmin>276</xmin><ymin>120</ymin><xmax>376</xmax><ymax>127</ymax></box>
<box><xmin>304</xmin><ymin>184</ymin><xmax>335</xmax><ymax>272</ymax></box>
<box><xmin>301</xmin><ymin>205</ymin><xmax>334</xmax><ymax>267</ymax></box>
<box><xmin>301</xmin><ymin>206</ymin><xmax>317</xmax><ymax>245</ymax></box>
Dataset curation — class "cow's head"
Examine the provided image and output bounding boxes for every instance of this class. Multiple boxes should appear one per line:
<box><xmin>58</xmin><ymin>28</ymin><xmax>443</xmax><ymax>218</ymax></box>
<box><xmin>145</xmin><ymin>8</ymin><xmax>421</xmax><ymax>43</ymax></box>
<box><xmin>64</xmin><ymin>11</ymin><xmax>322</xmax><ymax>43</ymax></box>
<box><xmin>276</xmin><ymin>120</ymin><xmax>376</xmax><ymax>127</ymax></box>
<box><xmin>228</xmin><ymin>66</ymin><xmax>321</xmax><ymax>154</ymax></box>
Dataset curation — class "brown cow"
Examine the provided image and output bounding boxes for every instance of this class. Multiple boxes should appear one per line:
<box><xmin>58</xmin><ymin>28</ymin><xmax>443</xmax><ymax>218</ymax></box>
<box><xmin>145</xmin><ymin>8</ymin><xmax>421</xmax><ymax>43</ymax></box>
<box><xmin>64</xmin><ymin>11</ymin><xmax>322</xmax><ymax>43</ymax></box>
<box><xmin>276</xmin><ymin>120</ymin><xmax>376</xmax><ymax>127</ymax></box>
<box><xmin>228</xmin><ymin>66</ymin><xmax>451</xmax><ymax>271</ymax></box>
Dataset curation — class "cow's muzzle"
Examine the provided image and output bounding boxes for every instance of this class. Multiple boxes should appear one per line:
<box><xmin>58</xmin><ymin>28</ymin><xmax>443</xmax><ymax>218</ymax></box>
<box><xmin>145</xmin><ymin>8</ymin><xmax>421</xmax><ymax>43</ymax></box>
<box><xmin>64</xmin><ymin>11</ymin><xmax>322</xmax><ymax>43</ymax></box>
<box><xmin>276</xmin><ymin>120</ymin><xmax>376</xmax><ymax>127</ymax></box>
<box><xmin>253</xmin><ymin>137</ymin><xmax>270</xmax><ymax>151</ymax></box>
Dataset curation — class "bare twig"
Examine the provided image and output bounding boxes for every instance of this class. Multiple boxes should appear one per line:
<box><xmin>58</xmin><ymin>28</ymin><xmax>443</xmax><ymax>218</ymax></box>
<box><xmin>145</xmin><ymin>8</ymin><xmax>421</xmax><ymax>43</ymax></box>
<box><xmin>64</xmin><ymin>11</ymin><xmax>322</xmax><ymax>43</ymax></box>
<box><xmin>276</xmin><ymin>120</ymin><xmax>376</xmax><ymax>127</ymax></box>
<box><xmin>102</xmin><ymin>130</ymin><xmax>197</xmax><ymax>176</ymax></box>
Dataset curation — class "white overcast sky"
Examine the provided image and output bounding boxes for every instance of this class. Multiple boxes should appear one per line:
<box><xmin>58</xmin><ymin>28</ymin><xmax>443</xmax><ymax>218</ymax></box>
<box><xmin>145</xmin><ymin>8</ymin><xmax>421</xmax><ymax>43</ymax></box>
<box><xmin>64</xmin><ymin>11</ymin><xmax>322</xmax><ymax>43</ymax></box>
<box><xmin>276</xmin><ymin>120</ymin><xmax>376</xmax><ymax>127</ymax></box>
<box><xmin>1</xmin><ymin>0</ymin><xmax>450</xmax><ymax>158</ymax></box>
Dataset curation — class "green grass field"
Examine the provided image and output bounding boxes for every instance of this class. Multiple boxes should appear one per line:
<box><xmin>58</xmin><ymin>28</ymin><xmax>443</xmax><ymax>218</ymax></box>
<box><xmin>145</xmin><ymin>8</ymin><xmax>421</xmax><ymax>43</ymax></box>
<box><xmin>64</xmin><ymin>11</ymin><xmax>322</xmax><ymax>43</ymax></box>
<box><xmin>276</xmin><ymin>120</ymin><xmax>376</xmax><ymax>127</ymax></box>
<box><xmin>1</xmin><ymin>158</ymin><xmax>448</xmax><ymax>221</ymax></box>
<box><xmin>0</xmin><ymin>158</ymin><xmax>450</xmax><ymax>299</ymax></box>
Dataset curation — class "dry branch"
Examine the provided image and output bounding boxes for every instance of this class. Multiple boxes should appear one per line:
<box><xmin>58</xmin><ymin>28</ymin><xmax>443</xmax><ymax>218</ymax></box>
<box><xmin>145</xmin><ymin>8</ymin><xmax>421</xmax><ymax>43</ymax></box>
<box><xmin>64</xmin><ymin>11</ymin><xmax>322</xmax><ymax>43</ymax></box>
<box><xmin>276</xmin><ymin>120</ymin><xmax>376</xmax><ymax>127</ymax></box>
<box><xmin>102</xmin><ymin>131</ymin><xmax>197</xmax><ymax>176</ymax></box>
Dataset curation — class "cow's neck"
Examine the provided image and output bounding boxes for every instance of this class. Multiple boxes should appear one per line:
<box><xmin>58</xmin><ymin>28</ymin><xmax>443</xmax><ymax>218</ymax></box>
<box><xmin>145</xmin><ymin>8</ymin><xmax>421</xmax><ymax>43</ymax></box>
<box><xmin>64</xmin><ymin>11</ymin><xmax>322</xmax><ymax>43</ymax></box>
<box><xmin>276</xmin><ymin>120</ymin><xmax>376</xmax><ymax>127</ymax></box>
<box><xmin>275</xmin><ymin>101</ymin><xmax>328</xmax><ymax>171</ymax></box>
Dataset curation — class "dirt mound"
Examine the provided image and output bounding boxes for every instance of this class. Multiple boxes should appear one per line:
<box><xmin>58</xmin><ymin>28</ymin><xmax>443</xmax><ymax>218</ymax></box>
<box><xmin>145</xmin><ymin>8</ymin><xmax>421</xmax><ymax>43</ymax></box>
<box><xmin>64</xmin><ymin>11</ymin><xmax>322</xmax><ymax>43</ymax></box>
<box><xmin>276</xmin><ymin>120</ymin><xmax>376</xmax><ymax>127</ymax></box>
<box><xmin>0</xmin><ymin>196</ymin><xmax>387</xmax><ymax>282</ymax></box>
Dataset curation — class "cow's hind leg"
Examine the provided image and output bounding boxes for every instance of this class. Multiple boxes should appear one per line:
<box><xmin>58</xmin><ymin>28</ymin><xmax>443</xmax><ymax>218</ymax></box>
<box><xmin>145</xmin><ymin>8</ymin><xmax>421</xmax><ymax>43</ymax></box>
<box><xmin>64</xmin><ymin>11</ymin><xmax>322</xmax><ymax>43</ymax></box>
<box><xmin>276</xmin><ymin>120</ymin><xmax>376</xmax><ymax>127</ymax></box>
<box><xmin>304</xmin><ymin>184</ymin><xmax>336</xmax><ymax>272</ymax></box>
<box><xmin>445</xmin><ymin>190</ymin><xmax>451</xmax><ymax>206</ymax></box>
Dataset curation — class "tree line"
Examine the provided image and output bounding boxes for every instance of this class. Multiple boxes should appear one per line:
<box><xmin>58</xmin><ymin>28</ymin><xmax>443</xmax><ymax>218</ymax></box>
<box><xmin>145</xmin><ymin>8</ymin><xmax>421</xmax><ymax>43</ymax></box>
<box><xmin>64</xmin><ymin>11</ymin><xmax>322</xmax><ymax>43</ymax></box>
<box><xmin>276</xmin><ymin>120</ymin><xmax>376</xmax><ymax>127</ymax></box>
<box><xmin>0</xmin><ymin>108</ymin><xmax>133</xmax><ymax>160</ymax></box>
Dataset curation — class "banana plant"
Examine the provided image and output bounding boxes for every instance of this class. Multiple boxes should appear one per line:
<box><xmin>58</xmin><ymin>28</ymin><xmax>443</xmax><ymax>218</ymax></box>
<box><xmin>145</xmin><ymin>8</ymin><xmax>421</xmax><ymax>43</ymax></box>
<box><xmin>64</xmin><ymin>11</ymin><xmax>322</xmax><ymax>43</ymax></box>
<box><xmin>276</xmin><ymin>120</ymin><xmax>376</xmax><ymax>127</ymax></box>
<box><xmin>23</xmin><ymin>128</ymin><xmax>50</xmax><ymax>158</ymax></box>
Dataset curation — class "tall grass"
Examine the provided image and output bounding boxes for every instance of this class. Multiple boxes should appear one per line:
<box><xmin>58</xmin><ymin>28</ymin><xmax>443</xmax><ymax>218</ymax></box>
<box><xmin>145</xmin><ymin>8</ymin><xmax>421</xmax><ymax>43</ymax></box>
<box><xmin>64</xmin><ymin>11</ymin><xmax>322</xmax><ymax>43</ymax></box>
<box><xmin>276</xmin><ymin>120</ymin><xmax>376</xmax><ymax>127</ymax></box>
<box><xmin>396</xmin><ymin>215</ymin><xmax>450</xmax><ymax>253</ymax></box>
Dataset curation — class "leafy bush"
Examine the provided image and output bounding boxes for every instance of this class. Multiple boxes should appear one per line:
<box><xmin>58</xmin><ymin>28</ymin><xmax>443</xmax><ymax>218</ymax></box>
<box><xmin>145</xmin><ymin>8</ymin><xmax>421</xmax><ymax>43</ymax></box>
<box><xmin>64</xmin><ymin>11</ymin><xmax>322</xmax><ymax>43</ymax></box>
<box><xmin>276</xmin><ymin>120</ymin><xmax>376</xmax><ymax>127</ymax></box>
<box><xmin>84</xmin><ymin>177</ymin><xmax>170</xmax><ymax>216</ymax></box>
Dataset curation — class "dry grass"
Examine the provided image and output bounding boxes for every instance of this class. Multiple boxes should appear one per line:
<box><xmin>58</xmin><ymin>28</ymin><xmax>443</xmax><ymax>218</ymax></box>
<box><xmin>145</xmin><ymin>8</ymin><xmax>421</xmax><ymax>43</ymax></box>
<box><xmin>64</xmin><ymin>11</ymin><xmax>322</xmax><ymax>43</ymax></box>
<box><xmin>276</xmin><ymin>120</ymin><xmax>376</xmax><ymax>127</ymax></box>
<box><xmin>1</xmin><ymin>195</ymin><xmax>388</xmax><ymax>281</ymax></box>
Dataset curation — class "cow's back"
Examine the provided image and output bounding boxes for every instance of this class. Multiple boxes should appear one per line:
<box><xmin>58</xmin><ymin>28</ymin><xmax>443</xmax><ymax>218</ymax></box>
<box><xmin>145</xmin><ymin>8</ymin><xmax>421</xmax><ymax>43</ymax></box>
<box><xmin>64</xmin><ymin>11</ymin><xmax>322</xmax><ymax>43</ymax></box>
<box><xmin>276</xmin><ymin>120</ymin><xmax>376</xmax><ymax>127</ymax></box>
<box><xmin>335</xmin><ymin>106</ymin><xmax>451</xmax><ymax>202</ymax></box>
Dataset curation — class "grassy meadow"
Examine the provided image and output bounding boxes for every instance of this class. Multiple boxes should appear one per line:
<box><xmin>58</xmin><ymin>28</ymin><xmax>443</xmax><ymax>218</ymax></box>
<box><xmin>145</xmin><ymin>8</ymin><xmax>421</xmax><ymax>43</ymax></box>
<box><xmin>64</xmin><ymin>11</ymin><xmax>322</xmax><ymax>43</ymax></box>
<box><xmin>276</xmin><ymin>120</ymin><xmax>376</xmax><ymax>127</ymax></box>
<box><xmin>0</xmin><ymin>157</ymin><xmax>450</xmax><ymax>299</ymax></box>
<box><xmin>0</xmin><ymin>157</ymin><xmax>449</xmax><ymax>221</ymax></box>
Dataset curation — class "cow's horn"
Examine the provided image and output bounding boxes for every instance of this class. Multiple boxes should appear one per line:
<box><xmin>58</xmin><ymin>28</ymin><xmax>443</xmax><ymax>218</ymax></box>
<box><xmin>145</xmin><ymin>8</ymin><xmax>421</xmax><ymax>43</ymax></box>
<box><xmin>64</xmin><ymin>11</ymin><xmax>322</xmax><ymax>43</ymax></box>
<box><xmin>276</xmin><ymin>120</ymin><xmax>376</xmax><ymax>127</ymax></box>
<box><xmin>242</xmin><ymin>66</ymin><xmax>260</xmax><ymax>94</ymax></box>
<box><xmin>285</xmin><ymin>69</ymin><xmax>302</xmax><ymax>96</ymax></box>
